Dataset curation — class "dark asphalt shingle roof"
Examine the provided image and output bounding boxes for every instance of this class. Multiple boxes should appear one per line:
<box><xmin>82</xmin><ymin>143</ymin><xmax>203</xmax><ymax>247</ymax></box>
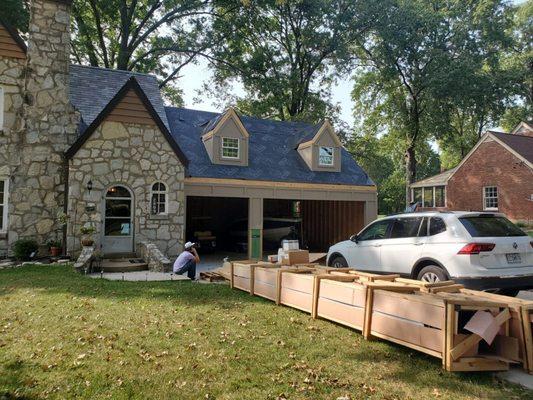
<box><xmin>491</xmin><ymin>131</ymin><xmax>533</xmax><ymax>164</ymax></box>
<box><xmin>165</xmin><ymin>107</ymin><xmax>374</xmax><ymax>186</ymax></box>
<box><xmin>69</xmin><ymin>65</ymin><xmax>169</xmax><ymax>134</ymax></box>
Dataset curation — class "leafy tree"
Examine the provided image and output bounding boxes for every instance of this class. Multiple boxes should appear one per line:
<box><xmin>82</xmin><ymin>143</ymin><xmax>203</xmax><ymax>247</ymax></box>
<box><xmin>208</xmin><ymin>0</ymin><xmax>380</xmax><ymax>122</ymax></box>
<box><xmin>352</xmin><ymin>0</ymin><xmax>514</xmax><ymax>204</ymax></box>
<box><xmin>70</xmin><ymin>0</ymin><xmax>211</xmax><ymax>103</ymax></box>
<box><xmin>0</xmin><ymin>0</ymin><xmax>29</xmax><ymax>32</ymax></box>
<box><xmin>500</xmin><ymin>0</ymin><xmax>533</xmax><ymax>131</ymax></box>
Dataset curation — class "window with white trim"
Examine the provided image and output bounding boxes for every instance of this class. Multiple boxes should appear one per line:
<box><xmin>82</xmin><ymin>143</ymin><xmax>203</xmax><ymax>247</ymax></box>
<box><xmin>221</xmin><ymin>137</ymin><xmax>239</xmax><ymax>159</ymax></box>
<box><xmin>0</xmin><ymin>179</ymin><xmax>8</xmax><ymax>232</ymax></box>
<box><xmin>0</xmin><ymin>86</ymin><xmax>4</xmax><ymax>130</ymax></box>
<box><xmin>318</xmin><ymin>146</ymin><xmax>334</xmax><ymax>166</ymax></box>
<box><xmin>150</xmin><ymin>182</ymin><xmax>167</xmax><ymax>215</ymax></box>
<box><xmin>483</xmin><ymin>186</ymin><xmax>498</xmax><ymax>210</ymax></box>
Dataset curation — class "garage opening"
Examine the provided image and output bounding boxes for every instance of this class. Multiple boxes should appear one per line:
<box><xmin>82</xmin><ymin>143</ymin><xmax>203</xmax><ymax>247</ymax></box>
<box><xmin>263</xmin><ymin>199</ymin><xmax>366</xmax><ymax>253</ymax></box>
<box><xmin>185</xmin><ymin>196</ymin><xmax>248</xmax><ymax>255</ymax></box>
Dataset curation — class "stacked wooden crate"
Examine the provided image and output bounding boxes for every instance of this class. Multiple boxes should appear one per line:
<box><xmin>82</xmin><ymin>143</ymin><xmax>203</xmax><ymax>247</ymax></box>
<box><xmin>227</xmin><ymin>261</ymin><xmax>533</xmax><ymax>373</ymax></box>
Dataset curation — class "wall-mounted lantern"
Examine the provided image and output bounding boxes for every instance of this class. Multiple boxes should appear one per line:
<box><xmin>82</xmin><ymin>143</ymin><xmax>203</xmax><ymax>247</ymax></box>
<box><xmin>87</xmin><ymin>180</ymin><xmax>93</xmax><ymax>194</ymax></box>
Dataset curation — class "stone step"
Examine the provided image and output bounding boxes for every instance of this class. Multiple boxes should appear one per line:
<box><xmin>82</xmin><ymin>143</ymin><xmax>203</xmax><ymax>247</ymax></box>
<box><xmin>101</xmin><ymin>258</ymin><xmax>148</xmax><ymax>273</ymax></box>
<box><xmin>104</xmin><ymin>252</ymin><xmax>138</xmax><ymax>259</ymax></box>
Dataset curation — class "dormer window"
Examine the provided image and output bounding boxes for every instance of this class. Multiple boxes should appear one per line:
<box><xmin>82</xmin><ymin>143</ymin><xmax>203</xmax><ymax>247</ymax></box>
<box><xmin>201</xmin><ymin>108</ymin><xmax>249</xmax><ymax>166</ymax></box>
<box><xmin>318</xmin><ymin>146</ymin><xmax>334</xmax><ymax>166</ymax></box>
<box><xmin>222</xmin><ymin>137</ymin><xmax>239</xmax><ymax>159</ymax></box>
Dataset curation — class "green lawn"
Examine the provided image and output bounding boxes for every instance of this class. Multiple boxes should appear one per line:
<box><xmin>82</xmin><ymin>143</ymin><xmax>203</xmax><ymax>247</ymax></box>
<box><xmin>0</xmin><ymin>266</ymin><xmax>531</xmax><ymax>400</ymax></box>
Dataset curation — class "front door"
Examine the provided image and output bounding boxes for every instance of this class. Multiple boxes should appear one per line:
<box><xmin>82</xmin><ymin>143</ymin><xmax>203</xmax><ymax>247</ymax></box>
<box><xmin>102</xmin><ymin>185</ymin><xmax>134</xmax><ymax>254</ymax></box>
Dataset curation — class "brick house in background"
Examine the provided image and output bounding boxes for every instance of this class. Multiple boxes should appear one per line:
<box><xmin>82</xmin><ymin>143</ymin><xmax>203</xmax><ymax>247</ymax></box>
<box><xmin>410</xmin><ymin>121</ymin><xmax>533</xmax><ymax>222</ymax></box>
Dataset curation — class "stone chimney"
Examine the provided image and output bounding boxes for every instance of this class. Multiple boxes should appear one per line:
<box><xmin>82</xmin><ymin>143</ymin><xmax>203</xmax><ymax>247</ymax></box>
<box><xmin>9</xmin><ymin>0</ymin><xmax>78</xmax><ymax>246</ymax></box>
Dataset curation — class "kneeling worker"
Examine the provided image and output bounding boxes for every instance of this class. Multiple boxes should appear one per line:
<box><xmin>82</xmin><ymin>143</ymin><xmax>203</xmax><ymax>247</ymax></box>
<box><xmin>173</xmin><ymin>241</ymin><xmax>200</xmax><ymax>280</ymax></box>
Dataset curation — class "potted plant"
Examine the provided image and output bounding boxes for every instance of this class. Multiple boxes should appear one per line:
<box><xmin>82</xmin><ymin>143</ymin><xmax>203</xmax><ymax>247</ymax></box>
<box><xmin>80</xmin><ymin>225</ymin><xmax>96</xmax><ymax>247</ymax></box>
<box><xmin>47</xmin><ymin>239</ymin><xmax>62</xmax><ymax>257</ymax></box>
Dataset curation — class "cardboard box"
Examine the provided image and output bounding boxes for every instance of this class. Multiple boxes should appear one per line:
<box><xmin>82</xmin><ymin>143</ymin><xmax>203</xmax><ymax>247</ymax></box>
<box><xmin>267</xmin><ymin>255</ymin><xmax>278</xmax><ymax>263</ymax></box>
<box><xmin>281</xmin><ymin>250</ymin><xmax>309</xmax><ymax>266</ymax></box>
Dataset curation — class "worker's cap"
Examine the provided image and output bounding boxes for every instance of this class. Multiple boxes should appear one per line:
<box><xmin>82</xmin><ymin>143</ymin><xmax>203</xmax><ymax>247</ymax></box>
<box><xmin>184</xmin><ymin>241</ymin><xmax>195</xmax><ymax>250</ymax></box>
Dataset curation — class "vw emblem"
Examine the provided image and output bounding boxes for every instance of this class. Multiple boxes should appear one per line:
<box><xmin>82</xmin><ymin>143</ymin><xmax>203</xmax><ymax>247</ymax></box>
<box><xmin>513</xmin><ymin>242</ymin><xmax>518</xmax><ymax>249</ymax></box>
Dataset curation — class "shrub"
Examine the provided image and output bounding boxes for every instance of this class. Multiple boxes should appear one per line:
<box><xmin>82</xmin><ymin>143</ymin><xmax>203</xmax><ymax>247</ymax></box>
<box><xmin>80</xmin><ymin>226</ymin><xmax>96</xmax><ymax>235</ymax></box>
<box><xmin>13</xmin><ymin>238</ymin><xmax>39</xmax><ymax>260</ymax></box>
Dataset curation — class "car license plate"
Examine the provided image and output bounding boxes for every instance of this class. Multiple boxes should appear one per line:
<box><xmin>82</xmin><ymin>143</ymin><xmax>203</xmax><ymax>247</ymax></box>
<box><xmin>506</xmin><ymin>253</ymin><xmax>522</xmax><ymax>264</ymax></box>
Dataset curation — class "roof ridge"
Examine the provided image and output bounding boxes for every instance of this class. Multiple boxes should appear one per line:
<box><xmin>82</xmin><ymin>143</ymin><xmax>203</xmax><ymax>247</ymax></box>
<box><xmin>491</xmin><ymin>130</ymin><xmax>533</xmax><ymax>140</ymax></box>
<box><xmin>165</xmin><ymin>105</ymin><xmax>315</xmax><ymax>129</ymax></box>
<box><xmin>70</xmin><ymin>64</ymin><xmax>157</xmax><ymax>79</ymax></box>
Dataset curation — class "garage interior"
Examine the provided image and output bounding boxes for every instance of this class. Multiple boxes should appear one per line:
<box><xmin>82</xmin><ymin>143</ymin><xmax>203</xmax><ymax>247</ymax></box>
<box><xmin>186</xmin><ymin>195</ymin><xmax>366</xmax><ymax>258</ymax></box>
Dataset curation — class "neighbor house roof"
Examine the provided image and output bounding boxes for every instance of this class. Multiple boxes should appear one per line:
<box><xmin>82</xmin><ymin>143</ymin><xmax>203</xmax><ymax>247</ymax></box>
<box><xmin>490</xmin><ymin>131</ymin><xmax>533</xmax><ymax>165</ymax></box>
<box><xmin>165</xmin><ymin>107</ymin><xmax>374</xmax><ymax>187</ymax></box>
<box><xmin>410</xmin><ymin>168</ymin><xmax>457</xmax><ymax>188</ymax></box>
<box><xmin>69</xmin><ymin>65</ymin><xmax>170</xmax><ymax>135</ymax></box>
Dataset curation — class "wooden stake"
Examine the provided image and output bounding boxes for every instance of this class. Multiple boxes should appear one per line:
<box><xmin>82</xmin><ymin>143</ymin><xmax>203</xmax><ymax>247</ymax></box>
<box><xmin>276</xmin><ymin>269</ymin><xmax>283</xmax><ymax>305</ymax></box>
<box><xmin>312</xmin><ymin>275</ymin><xmax>320</xmax><ymax>319</ymax></box>
<box><xmin>445</xmin><ymin>303</ymin><xmax>455</xmax><ymax>371</ymax></box>
<box><xmin>229</xmin><ymin>262</ymin><xmax>235</xmax><ymax>289</ymax></box>
<box><xmin>363</xmin><ymin>287</ymin><xmax>374</xmax><ymax>340</ymax></box>
<box><xmin>250</xmin><ymin>264</ymin><xmax>255</xmax><ymax>296</ymax></box>
<box><xmin>521</xmin><ymin>306</ymin><xmax>533</xmax><ymax>373</ymax></box>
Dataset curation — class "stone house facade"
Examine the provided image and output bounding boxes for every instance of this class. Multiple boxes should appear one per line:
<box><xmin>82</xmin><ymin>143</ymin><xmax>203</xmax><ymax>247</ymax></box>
<box><xmin>0</xmin><ymin>0</ymin><xmax>377</xmax><ymax>260</ymax></box>
<box><xmin>411</xmin><ymin>125</ymin><xmax>533</xmax><ymax>223</ymax></box>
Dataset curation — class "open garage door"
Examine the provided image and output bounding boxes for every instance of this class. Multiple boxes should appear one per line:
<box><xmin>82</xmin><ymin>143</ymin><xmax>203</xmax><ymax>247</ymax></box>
<box><xmin>186</xmin><ymin>196</ymin><xmax>248</xmax><ymax>255</ymax></box>
<box><xmin>263</xmin><ymin>199</ymin><xmax>366</xmax><ymax>253</ymax></box>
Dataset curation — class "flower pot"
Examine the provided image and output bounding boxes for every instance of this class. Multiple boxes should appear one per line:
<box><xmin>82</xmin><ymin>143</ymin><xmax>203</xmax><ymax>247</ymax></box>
<box><xmin>50</xmin><ymin>246</ymin><xmax>62</xmax><ymax>257</ymax></box>
<box><xmin>81</xmin><ymin>238</ymin><xmax>94</xmax><ymax>247</ymax></box>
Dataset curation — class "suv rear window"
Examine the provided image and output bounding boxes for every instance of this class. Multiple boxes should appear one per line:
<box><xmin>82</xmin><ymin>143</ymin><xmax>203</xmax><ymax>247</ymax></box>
<box><xmin>459</xmin><ymin>215</ymin><xmax>526</xmax><ymax>237</ymax></box>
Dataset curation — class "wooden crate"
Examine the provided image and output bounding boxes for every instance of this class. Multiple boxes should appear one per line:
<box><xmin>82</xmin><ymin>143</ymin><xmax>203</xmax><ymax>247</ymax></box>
<box><xmin>314</xmin><ymin>275</ymin><xmax>367</xmax><ymax>331</ymax></box>
<box><xmin>230</xmin><ymin>261</ymin><xmax>259</xmax><ymax>293</ymax></box>
<box><xmin>278</xmin><ymin>269</ymin><xmax>317</xmax><ymax>313</ymax></box>
<box><xmin>459</xmin><ymin>289</ymin><xmax>533</xmax><ymax>373</ymax></box>
<box><xmin>253</xmin><ymin>265</ymin><xmax>280</xmax><ymax>301</ymax></box>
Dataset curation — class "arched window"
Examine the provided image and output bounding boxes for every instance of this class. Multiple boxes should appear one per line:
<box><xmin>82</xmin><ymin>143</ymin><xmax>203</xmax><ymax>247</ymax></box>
<box><xmin>151</xmin><ymin>182</ymin><xmax>167</xmax><ymax>215</ymax></box>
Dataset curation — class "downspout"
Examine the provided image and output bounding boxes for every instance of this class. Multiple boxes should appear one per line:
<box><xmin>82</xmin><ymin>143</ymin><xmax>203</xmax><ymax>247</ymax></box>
<box><xmin>62</xmin><ymin>154</ymin><xmax>69</xmax><ymax>257</ymax></box>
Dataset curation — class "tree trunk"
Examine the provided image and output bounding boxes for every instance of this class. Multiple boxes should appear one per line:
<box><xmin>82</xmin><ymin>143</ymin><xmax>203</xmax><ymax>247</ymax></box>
<box><xmin>405</xmin><ymin>145</ymin><xmax>416</xmax><ymax>206</ymax></box>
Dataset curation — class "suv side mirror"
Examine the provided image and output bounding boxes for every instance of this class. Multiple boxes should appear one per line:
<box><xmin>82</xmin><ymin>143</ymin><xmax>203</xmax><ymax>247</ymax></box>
<box><xmin>350</xmin><ymin>234</ymin><xmax>359</xmax><ymax>243</ymax></box>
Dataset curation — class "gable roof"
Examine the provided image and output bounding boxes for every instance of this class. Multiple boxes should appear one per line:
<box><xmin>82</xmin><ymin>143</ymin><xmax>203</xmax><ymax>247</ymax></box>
<box><xmin>298</xmin><ymin>120</ymin><xmax>342</xmax><ymax>148</ymax></box>
<box><xmin>165</xmin><ymin>107</ymin><xmax>374</xmax><ymax>187</ymax></box>
<box><xmin>66</xmin><ymin>75</ymin><xmax>188</xmax><ymax>166</ymax></box>
<box><xmin>411</xmin><ymin>130</ymin><xmax>533</xmax><ymax>188</ymax></box>
<box><xmin>490</xmin><ymin>131</ymin><xmax>533</xmax><ymax>166</ymax></box>
<box><xmin>69</xmin><ymin>65</ymin><xmax>170</xmax><ymax>134</ymax></box>
<box><xmin>201</xmin><ymin>107</ymin><xmax>249</xmax><ymax>140</ymax></box>
<box><xmin>410</xmin><ymin>167</ymin><xmax>457</xmax><ymax>188</ymax></box>
<box><xmin>511</xmin><ymin>121</ymin><xmax>533</xmax><ymax>135</ymax></box>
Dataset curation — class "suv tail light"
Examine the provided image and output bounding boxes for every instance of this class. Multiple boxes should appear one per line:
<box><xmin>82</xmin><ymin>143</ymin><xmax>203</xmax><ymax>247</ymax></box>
<box><xmin>458</xmin><ymin>243</ymin><xmax>495</xmax><ymax>255</ymax></box>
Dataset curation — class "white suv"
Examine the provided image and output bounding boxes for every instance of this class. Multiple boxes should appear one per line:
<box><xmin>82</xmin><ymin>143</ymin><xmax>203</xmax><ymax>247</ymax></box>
<box><xmin>326</xmin><ymin>211</ymin><xmax>533</xmax><ymax>296</ymax></box>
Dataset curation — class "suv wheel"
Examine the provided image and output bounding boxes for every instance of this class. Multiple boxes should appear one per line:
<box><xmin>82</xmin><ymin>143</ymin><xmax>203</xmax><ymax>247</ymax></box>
<box><xmin>417</xmin><ymin>265</ymin><xmax>447</xmax><ymax>283</ymax></box>
<box><xmin>330</xmin><ymin>256</ymin><xmax>348</xmax><ymax>268</ymax></box>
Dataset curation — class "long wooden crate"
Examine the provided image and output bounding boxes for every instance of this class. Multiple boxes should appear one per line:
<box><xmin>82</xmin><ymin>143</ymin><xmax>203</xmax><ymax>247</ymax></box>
<box><xmin>229</xmin><ymin>262</ymin><xmax>521</xmax><ymax>372</ymax></box>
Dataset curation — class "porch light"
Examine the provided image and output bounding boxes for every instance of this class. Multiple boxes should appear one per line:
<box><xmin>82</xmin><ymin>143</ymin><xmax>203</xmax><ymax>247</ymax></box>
<box><xmin>87</xmin><ymin>180</ymin><xmax>93</xmax><ymax>193</ymax></box>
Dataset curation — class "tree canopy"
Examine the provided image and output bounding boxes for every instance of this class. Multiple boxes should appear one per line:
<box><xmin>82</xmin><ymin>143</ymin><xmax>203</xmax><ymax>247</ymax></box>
<box><xmin>206</xmin><ymin>0</ymin><xmax>380</xmax><ymax>123</ymax></box>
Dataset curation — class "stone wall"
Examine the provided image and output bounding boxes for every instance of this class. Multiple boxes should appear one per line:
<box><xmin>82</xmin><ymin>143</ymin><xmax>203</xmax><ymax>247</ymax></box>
<box><xmin>8</xmin><ymin>0</ymin><xmax>79</xmax><ymax>249</ymax></box>
<box><xmin>67</xmin><ymin>120</ymin><xmax>185</xmax><ymax>257</ymax></box>
<box><xmin>0</xmin><ymin>46</ymin><xmax>26</xmax><ymax>254</ymax></box>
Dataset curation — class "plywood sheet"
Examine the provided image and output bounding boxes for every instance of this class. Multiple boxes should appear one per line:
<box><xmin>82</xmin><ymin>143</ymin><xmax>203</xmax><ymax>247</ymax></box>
<box><xmin>371</xmin><ymin>312</ymin><xmax>442</xmax><ymax>353</ymax></box>
<box><xmin>373</xmin><ymin>290</ymin><xmax>443</xmax><ymax>329</ymax></box>
<box><xmin>233</xmin><ymin>276</ymin><xmax>251</xmax><ymax>292</ymax></box>
<box><xmin>254</xmin><ymin>281</ymin><xmax>276</xmax><ymax>301</ymax></box>
<box><xmin>254</xmin><ymin>268</ymin><xmax>277</xmax><ymax>285</ymax></box>
<box><xmin>320</xmin><ymin>280</ymin><xmax>366</xmax><ymax>307</ymax></box>
<box><xmin>281</xmin><ymin>272</ymin><xmax>314</xmax><ymax>293</ymax></box>
<box><xmin>233</xmin><ymin>264</ymin><xmax>252</xmax><ymax>279</ymax></box>
<box><xmin>317</xmin><ymin>297</ymin><xmax>364</xmax><ymax>330</ymax></box>
<box><xmin>280</xmin><ymin>288</ymin><xmax>312</xmax><ymax>313</ymax></box>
